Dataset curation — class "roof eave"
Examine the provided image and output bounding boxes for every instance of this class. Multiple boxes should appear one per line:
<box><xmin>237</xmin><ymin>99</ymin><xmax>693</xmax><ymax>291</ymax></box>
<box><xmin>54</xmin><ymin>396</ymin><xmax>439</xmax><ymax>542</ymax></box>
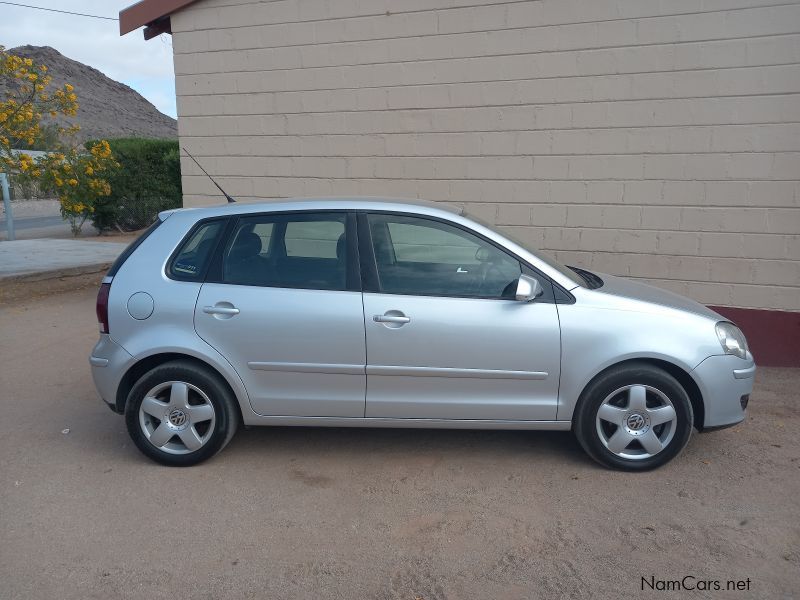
<box><xmin>119</xmin><ymin>0</ymin><xmax>197</xmax><ymax>37</ymax></box>
<box><xmin>143</xmin><ymin>18</ymin><xmax>172</xmax><ymax>40</ymax></box>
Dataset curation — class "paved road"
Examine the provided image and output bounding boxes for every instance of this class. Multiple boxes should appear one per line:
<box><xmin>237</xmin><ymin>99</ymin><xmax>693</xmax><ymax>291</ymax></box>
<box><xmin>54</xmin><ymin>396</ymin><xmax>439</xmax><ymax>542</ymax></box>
<box><xmin>1</xmin><ymin>200</ymin><xmax>73</xmax><ymax>240</ymax></box>
<box><xmin>0</xmin><ymin>215</ymin><xmax>74</xmax><ymax>240</ymax></box>
<box><xmin>1</xmin><ymin>286</ymin><xmax>798</xmax><ymax>599</ymax></box>
<box><xmin>0</xmin><ymin>239</ymin><xmax>128</xmax><ymax>279</ymax></box>
<box><xmin>0</xmin><ymin>215</ymin><xmax>64</xmax><ymax>230</ymax></box>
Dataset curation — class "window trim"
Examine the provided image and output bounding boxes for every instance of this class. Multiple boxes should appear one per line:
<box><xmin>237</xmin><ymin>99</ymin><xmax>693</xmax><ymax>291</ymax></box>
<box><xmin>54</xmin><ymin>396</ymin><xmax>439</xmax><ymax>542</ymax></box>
<box><xmin>206</xmin><ymin>209</ymin><xmax>361</xmax><ymax>293</ymax></box>
<box><xmin>166</xmin><ymin>216</ymin><xmax>231</xmax><ymax>283</ymax></box>
<box><xmin>358</xmin><ymin>210</ymin><xmax>565</xmax><ymax>303</ymax></box>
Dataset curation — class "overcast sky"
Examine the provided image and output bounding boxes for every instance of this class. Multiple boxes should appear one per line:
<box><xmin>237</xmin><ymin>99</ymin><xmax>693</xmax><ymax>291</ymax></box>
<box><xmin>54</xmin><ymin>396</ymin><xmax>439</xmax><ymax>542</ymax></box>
<box><xmin>0</xmin><ymin>0</ymin><xmax>177</xmax><ymax>117</ymax></box>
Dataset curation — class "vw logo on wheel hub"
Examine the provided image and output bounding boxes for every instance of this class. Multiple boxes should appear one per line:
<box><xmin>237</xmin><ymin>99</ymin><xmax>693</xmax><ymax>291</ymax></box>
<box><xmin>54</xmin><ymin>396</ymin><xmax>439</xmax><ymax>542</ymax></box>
<box><xmin>626</xmin><ymin>413</ymin><xmax>646</xmax><ymax>431</ymax></box>
<box><xmin>168</xmin><ymin>409</ymin><xmax>188</xmax><ymax>427</ymax></box>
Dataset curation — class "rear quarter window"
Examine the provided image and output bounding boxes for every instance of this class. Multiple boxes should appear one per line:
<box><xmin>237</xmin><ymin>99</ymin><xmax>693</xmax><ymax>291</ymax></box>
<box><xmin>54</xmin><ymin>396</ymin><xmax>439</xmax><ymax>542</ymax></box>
<box><xmin>168</xmin><ymin>219</ymin><xmax>226</xmax><ymax>281</ymax></box>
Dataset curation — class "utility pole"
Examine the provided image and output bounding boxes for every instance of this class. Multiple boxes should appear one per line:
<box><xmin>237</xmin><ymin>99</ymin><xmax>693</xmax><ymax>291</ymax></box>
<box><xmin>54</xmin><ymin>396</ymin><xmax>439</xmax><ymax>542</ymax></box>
<box><xmin>0</xmin><ymin>172</ymin><xmax>15</xmax><ymax>241</ymax></box>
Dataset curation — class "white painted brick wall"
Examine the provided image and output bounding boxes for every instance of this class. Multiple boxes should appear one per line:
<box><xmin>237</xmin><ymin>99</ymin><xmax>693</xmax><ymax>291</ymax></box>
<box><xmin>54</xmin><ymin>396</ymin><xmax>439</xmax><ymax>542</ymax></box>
<box><xmin>172</xmin><ymin>0</ymin><xmax>800</xmax><ymax>311</ymax></box>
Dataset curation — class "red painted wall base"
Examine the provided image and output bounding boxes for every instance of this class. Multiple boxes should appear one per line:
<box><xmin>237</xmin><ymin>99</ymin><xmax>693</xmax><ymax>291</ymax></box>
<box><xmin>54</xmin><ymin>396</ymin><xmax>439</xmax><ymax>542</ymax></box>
<box><xmin>710</xmin><ymin>306</ymin><xmax>800</xmax><ymax>367</ymax></box>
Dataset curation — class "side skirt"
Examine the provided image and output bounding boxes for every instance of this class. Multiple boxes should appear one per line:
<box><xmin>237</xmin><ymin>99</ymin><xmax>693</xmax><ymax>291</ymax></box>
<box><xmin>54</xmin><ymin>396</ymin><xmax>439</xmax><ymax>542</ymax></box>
<box><xmin>241</xmin><ymin>415</ymin><xmax>573</xmax><ymax>430</ymax></box>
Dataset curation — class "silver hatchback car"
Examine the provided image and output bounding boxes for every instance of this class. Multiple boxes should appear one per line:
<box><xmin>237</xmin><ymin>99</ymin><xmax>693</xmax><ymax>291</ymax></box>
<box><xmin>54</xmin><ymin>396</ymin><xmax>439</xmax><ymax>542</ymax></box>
<box><xmin>90</xmin><ymin>198</ymin><xmax>755</xmax><ymax>470</ymax></box>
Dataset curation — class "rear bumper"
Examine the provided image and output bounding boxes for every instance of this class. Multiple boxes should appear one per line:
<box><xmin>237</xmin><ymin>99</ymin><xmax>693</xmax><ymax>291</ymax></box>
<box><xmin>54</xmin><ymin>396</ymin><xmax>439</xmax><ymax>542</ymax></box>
<box><xmin>89</xmin><ymin>334</ymin><xmax>133</xmax><ymax>413</ymax></box>
<box><xmin>691</xmin><ymin>353</ymin><xmax>755</xmax><ymax>429</ymax></box>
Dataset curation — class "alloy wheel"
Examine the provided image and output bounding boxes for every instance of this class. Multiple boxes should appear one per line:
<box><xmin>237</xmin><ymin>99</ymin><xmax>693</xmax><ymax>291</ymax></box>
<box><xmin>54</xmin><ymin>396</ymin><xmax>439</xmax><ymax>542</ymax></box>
<box><xmin>138</xmin><ymin>381</ymin><xmax>216</xmax><ymax>455</ymax></box>
<box><xmin>595</xmin><ymin>384</ymin><xmax>677</xmax><ymax>460</ymax></box>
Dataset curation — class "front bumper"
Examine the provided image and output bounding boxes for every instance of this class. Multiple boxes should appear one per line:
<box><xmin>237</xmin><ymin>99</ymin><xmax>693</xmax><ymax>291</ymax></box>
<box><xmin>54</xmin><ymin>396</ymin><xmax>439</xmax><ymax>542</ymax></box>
<box><xmin>691</xmin><ymin>352</ymin><xmax>756</xmax><ymax>429</ymax></box>
<box><xmin>89</xmin><ymin>334</ymin><xmax>133</xmax><ymax>413</ymax></box>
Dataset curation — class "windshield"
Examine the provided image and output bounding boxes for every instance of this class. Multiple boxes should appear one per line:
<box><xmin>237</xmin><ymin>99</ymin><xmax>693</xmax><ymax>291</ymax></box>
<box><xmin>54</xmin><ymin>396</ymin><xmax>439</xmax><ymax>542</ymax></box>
<box><xmin>463</xmin><ymin>210</ymin><xmax>587</xmax><ymax>288</ymax></box>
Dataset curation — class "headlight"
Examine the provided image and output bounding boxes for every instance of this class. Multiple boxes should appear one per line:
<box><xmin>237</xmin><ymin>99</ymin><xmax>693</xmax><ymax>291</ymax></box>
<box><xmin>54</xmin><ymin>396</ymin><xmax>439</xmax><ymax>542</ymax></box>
<box><xmin>715</xmin><ymin>322</ymin><xmax>748</xmax><ymax>359</ymax></box>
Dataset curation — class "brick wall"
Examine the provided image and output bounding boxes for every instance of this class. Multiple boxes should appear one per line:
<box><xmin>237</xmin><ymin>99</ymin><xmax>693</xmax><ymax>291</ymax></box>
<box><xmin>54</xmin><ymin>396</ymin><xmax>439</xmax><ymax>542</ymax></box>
<box><xmin>171</xmin><ymin>0</ymin><xmax>800</xmax><ymax>311</ymax></box>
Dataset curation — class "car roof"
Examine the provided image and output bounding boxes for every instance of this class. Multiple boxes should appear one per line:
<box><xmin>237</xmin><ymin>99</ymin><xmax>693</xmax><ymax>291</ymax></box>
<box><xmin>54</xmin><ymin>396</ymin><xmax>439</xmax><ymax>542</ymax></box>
<box><xmin>159</xmin><ymin>197</ymin><xmax>463</xmax><ymax>221</ymax></box>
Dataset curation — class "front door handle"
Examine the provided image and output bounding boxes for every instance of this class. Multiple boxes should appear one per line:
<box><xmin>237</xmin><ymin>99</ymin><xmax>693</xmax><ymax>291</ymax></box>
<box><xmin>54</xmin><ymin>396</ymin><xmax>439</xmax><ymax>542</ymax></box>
<box><xmin>203</xmin><ymin>305</ymin><xmax>240</xmax><ymax>316</ymax></box>
<box><xmin>373</xmin><ymin>311</ymin><xmax>411</xmax><ymax>328</ymax></box>
<box><xmin>373</xmin><ymin>315</ymin><xmax>410</xmax><ymax>324</ymax></box>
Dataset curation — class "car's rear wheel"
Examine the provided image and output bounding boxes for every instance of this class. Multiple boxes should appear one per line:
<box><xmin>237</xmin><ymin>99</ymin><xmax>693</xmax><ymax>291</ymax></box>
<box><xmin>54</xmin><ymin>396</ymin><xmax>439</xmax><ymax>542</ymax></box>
<box><xmin>573</xmin><ymin>363</ymin><xmax>693</xmax><ymax>471</ymax></box>
<box><xmin>125</xmin><ymin>360</ymin><xmax>238</xmax><ymax>466</ymax></box>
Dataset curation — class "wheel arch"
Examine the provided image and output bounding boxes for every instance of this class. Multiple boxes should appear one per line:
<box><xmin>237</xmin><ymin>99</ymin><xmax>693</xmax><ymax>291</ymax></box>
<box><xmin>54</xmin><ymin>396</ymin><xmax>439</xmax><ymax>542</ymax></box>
<box><xmin>115</xmin><ymin>352</ymin><xmax>246</xmax><ymax>425</ymax></box>
<box><xmin>573</xmin><ymin>358</ymin><xmax>705</xmax><ymax>431</ymax></box>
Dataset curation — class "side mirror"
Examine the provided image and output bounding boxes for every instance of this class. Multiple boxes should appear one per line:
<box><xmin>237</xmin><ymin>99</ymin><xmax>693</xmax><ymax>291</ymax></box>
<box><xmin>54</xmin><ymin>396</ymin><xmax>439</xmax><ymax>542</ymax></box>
<box><xmin>515</xmin><ymin>274</ymin><xmax>543</xmax><ymax>302</ymax></box>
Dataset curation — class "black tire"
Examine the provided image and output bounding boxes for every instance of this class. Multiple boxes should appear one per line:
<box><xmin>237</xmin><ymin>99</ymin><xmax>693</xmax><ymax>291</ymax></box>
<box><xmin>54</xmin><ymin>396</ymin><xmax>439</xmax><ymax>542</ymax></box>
<box><xmin>573</xmin><ymin>363</ymin><xmax>693</xmax><ymax>471</ymax></box>
<box><xmin>125</xmin><ymin>360</ymin><xmax>239</xmax><ymax>466</ymax></box>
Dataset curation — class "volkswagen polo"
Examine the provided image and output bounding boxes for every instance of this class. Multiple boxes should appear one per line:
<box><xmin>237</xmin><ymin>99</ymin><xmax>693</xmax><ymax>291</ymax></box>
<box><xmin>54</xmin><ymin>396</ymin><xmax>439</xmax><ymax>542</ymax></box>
<box><xmin>90</xmin><ymin>198</ymin><xmax>755</xmax><ymax>470</ymax></box>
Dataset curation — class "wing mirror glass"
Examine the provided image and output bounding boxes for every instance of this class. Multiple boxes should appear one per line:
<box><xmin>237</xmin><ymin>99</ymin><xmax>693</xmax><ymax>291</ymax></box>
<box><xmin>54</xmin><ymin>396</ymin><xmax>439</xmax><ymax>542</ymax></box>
<box><xmin>515</xmin><ymin>274</ymin><xmax>544</xmax><ymax>302</ymax></box>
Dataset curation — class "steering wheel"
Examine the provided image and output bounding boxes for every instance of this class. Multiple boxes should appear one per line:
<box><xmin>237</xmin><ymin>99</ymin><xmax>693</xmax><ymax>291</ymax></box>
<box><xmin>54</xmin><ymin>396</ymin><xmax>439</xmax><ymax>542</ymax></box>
<box><xmin>478</xmin><ymin>261</ymin><xmax>507</xmax><ymax>296</ymax></box>
<box><xmin>468</xmin><ymin>246</ymin><xmax>504</xmax><ymax>296</ymax></box>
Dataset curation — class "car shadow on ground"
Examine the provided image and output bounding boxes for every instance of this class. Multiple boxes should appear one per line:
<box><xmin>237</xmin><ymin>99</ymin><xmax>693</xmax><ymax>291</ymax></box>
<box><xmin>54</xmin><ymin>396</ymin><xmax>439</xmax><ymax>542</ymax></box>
<box><xmin>73</xmin><ymin>393</ymin><xmax>595</xmax><ymax>469</ymax></box>
<box><xmin>223</xmin><ymin>425</ymin><xmax>591</xmax><ymax>467</ymax></box>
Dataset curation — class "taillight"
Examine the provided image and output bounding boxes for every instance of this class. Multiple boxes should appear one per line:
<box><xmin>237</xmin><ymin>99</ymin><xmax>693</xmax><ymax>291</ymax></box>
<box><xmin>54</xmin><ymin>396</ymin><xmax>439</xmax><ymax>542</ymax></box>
<box><xmin>96</xmin><ymin>281</ymin><xmax>111</xmax><ymax>334</ymax></box>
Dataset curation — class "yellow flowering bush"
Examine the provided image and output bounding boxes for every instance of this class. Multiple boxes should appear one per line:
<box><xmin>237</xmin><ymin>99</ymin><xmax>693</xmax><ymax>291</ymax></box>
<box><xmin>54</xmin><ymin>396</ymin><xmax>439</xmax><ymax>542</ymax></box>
<box><xmin>1</xmin><ymin>46</ymin><xmax>118</xmax><ymax>236</ymax></box>
<box><xmin>34</xmin><ymin>140</ymin><xmax>119</xmax><ymax>236</ymax></box>
<box><xmin>0</xmin><ymin>46</ymin><xmax>76</xmax><ymax>158</ymax></box>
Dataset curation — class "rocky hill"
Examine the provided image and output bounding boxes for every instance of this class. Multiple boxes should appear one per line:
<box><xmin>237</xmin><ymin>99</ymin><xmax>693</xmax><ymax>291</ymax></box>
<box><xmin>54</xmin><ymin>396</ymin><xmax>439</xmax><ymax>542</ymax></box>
<box><xmin>4</xmin><ymin>45</ymin><xmax>176</xmax><ymax>143</ymax></box>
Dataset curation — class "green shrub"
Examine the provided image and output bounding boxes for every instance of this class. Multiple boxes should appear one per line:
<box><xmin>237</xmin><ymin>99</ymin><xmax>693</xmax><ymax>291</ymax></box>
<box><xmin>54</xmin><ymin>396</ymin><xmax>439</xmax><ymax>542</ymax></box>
<box><xmin>88</xmin><ymin>137</ymin><xmax>182</xmax><ymax>232</ymax></box>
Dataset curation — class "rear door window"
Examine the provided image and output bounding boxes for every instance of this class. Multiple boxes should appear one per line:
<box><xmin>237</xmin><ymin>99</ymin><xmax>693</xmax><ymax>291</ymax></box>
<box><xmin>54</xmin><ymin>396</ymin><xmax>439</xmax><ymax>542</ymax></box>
<box><xmin>222</xmin><ymin>212</ymin><xmax>353</xmax><ymax>291</ymax></box>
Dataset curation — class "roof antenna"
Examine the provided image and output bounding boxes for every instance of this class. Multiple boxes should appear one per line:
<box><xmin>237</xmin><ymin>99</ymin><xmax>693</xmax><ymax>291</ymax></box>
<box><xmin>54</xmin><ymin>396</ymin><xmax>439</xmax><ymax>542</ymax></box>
<box><xmin>182</xmin><ymin>148</ymin><xmax>236</xmax><ymax>203</ymax></box>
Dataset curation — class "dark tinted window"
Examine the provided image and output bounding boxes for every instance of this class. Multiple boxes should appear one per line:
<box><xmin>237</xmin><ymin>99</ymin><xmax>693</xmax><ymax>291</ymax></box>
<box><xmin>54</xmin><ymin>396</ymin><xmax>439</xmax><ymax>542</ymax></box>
<box><xmin>169</xmin><ymin>220</ymin><xmax>225</xmax><ymax>280</ymax></box>
<box><xmin>368</xmin><ymin>214</ymin><xmax>521</xmax><ymax>298</ymax></box>
<box><xmin>223</xmin><ymin>213</ymin><xmax>348</xmax><ymax>290</ymax></box>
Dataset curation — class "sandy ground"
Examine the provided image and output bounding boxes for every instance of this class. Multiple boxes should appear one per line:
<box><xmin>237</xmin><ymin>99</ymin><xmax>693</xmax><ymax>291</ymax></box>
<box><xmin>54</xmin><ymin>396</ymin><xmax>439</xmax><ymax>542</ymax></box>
<box><xmin>0</xmin><ymin>285</ymin><xmax>798</xmax><ymax>600</ymax></box>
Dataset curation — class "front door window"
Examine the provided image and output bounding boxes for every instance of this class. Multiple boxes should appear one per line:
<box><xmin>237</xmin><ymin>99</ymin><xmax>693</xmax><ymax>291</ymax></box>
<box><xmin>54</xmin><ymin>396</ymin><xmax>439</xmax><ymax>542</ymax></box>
<box><xmin>367</xmin><ymin>213</ymin><xmax>521</xmax><ymax>298</ymax></box>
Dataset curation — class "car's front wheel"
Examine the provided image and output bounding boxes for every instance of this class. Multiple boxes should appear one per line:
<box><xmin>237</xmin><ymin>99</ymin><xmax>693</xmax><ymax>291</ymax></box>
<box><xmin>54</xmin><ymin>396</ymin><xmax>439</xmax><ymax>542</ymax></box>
<box><xmin>125</xmin><ymin>360</ymin><xmax>239</xmax><ymax>466</ymax></box>
<box><xmin>573</xmin><ymin>363</ymin><xmax>694</xmax><ymax>471</ymax></box>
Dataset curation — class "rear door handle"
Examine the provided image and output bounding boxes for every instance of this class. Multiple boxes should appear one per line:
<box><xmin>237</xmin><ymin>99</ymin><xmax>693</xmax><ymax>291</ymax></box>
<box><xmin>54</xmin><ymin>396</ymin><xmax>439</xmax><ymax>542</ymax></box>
<box><xmin>373</xmin><ymin>314</ymin><xmax>410</xmax><ymax>324</ymax></box>
<box><xmin>203</xmin><ymin>305</ymin><xmax>240</xmax><ymax>316</ymax></box>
